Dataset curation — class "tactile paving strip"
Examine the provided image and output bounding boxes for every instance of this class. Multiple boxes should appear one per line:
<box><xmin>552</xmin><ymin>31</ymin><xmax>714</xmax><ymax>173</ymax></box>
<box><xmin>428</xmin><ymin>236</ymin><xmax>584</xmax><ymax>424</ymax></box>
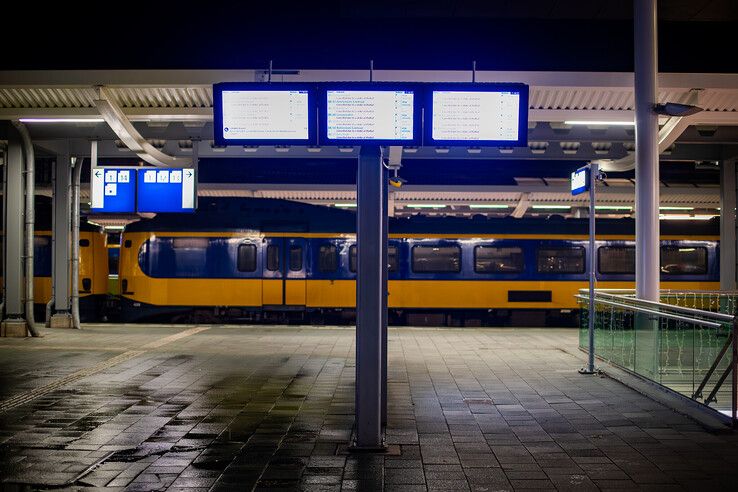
<box><xmin>0</xmin><ymin>326</ymin><xmax>210</xmax><ymax>413</ymax></box>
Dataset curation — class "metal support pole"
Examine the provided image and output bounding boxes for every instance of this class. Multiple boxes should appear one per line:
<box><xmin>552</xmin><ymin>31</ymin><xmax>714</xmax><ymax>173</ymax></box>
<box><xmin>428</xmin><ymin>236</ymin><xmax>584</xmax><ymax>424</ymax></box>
<box><xmin>1</xmin><ymin>129</ymin><xmax>28</xmax><ymax>336</ymax></box>
<box><xmin>381</xmin><ymin>162</ymin><xmax>389</xmax><ymax>426</ymax></box>
<box><xmin>71</xmin><ymin>156</ymin><xmax>83</xmax><ymax>329</ymax></box>
<box><xmin>581</xmin><ymin>163</ymin><xmax>598</xmax><ymax>374</ymax></box>
<box><xmin>732</xmin><ymin>320</ymin><xmax>737</xmax><ymax>427</ymax></box>
<box><xmin>721</xmin><ymin>160</ymin><xmax>737</xmax><ymax>291</ymax></box>
<box><xmin>50</xmin><ymin>151</ymin><xmax>73</xmax><ymax>328</ymax></box>
<box><xmin>634</xmin><ymin>0</ymin><xmax>660</xmax><ymax>302</ymax></box>
<box><xmin>354</xmin><ymin>145</ymin><xmax>384</xmax><ymax>450</ymax></box>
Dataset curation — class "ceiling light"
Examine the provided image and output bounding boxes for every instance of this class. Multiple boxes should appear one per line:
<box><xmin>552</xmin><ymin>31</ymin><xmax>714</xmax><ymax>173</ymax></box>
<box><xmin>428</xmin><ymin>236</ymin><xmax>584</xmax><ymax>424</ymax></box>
<box><xmin>596</xmin><ymin>206</ymin><xmax>632</xmax><ymax>211</ymax></box>
<box><xmin>406</xmin><ymin>204</ymin><xmax>446</xmax><ymax>209</ymax></box>
<box><xmin>564</xmin><ymin>120</ymin><xmax>635</xmax><ymax>126</ymax></box>
<box><xmin>469</xmin><ymin>204</ymin><xmax>509</xmax><ymax>209</ymax></box>
<box><xmin>334</xmin><ymin>203</ymin><xmax>357</xmax><ymax>208</ymax></box>
<box><xmin>531</xmin><ymin>205</ymin><xmax>571</xmax><ymax>209</ymax></box>
<box><xmin>19</xmin><ymin>118</ymin><xmax>105</xmax><ymax>123</ymax></box>
<box><xmin>659</xmin><ymin>214</ymin><xmax>716</xmax><ymax>220</ymax></box>
<box><xmin>659</xmin><ymin>206</ymin><xmax>694</xmax><ymax>211</ymax></box>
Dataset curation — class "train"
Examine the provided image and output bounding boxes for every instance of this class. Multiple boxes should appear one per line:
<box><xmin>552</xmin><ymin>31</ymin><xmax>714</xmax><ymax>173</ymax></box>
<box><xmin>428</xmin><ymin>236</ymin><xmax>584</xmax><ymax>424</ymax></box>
<box><xmin>115</xmin><ymin>197</ymin><xmax>720</xmax><ymax>326</ymax></box>
<box><xmin>18</xmin><ymin>198</ymin><xmax>110</xmax><ymax>322</ymax></box>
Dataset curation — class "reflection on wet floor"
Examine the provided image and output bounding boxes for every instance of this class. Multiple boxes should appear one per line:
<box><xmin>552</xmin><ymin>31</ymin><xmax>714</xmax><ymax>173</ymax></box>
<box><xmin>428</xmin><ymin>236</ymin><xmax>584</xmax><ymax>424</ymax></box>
<box><xmin>0</xmin><ymin>325</ymin><xmax>737</xmax><ymax>490</ymax></box>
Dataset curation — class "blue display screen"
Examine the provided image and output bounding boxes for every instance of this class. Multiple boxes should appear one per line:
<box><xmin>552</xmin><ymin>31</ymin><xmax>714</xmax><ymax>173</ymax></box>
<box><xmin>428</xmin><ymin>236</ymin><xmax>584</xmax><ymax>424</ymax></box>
<box><xmin>137</xmin><ymin>168</ymin><xmax>197</xmax><ymax>213</ymax></box>
<box><xmin>90</xmin><ymin>168</ymin><xmax>137</xmax><ymax>213</ymax></box>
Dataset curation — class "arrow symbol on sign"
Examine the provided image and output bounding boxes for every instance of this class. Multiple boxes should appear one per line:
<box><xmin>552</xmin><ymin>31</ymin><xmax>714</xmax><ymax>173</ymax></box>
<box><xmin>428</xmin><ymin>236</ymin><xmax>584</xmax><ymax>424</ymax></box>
<box><xmin>186</xmin><ymin>171</ymin><xmax>192</xmax><ymax>177</ymax></box>
<box><xmin>95</xmin><ymin>170</ymin><xmax>101</xmax><ymax>177</ymax></box>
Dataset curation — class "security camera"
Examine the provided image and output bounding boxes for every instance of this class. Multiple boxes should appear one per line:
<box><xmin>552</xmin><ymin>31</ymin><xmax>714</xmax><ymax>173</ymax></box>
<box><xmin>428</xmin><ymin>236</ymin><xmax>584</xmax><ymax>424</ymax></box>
<box><xmin>389</xmin><ymin>176</ymin><xmax>407</xmax><ymax>188</ymax></box>
<box><xmin>653</xmin><ymin>103</ymin><xmax>703</xmax><ymax>117</ymax></box>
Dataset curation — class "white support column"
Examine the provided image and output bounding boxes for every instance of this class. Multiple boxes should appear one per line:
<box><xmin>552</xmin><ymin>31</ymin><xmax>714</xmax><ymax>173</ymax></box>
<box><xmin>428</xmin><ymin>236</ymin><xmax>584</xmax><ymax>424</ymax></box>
<box><xmin>634</xmin><ymin>0</ymin><xmax>660</xmax><ymax>302</ymax></box>
<box><xmin>721</xmin><ymin>160</ymin><xmax>737</xmax><ymax>291</ymax></box>
<box><xmin>49</xmin><ymin>153</ymin><xmax>74</xmax><ymax>328</ymax></box>
<box><xmin>2</xmin><ymin>128</ymin><xmax>29</xmax><ymax>336</ymax></box>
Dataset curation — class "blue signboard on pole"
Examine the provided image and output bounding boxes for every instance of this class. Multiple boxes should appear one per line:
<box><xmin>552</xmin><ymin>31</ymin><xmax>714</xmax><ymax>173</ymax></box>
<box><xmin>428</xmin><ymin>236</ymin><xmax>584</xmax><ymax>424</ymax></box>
<box><xmin>136</xmin><ymin>168</ymin><xmax>197</xmax><ymax>213</ymax></box>
<box><xmin>90</xmin><ymin>167</ymin><xmax>136</xmax><ymax>213</ymax></box>
<box><xmin>571</xmin><ymin>166</ymin><xmax>590</xmax><ymax>196</ymax></box>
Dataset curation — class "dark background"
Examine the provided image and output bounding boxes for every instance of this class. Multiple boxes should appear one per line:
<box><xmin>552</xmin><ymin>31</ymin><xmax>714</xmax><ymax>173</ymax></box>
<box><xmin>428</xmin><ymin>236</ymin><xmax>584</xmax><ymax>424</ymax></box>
<box><xmin>3</xmin><ymin>0</ymin><xmax>737</xmax><ymax>72</ymax></box>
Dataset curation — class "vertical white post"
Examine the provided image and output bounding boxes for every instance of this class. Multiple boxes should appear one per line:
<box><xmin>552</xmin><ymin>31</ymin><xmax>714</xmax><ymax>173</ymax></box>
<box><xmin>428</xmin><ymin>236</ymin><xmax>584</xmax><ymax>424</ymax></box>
<box><xmin>634</xmin><ymin>0</ymin><xmax>660</xmax><ymax>302</ymax></box>
<box><xmin>720</xmin><ymin>160</ymin><xmax>737</xmax><ymax>291</ymax></box>
<box><xmin>584</xmin><ymin>163</ymin><xmax>598</xmax><ymax>374</ymax></box>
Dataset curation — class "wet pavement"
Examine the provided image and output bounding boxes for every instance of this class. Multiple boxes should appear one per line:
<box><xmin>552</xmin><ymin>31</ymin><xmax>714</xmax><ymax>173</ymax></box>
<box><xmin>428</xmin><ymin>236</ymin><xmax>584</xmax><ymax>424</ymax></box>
<box><xmin>0</xmin><ymin>324</ymin><xmax>736</xmax><ymax>491</ymax></box>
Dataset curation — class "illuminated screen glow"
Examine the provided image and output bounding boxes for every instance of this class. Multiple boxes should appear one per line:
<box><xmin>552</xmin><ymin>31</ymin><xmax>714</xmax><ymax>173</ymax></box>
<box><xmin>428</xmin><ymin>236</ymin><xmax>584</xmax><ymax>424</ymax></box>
<box><xmin>431</xmin><ymin>90</ymin><xmax>521</xmax><ymax>141</ymax></box>
<box><xmin>220</xmin><ymin>90</ymin><xmax>310</xmax><ymax>140</ymax></box>
<box><xmin>326</xmin><ymin>90</ymin><xmax>415</xmax><ymax>141</ymax></box>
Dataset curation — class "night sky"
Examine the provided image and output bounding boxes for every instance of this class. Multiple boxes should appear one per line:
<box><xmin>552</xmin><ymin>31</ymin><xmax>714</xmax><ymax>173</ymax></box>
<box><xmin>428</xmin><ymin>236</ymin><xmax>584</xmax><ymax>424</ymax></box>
<box><xmin>3</xmin><ymin>1</ymin><xmax>737</xmax><ymax>72</ymax></box>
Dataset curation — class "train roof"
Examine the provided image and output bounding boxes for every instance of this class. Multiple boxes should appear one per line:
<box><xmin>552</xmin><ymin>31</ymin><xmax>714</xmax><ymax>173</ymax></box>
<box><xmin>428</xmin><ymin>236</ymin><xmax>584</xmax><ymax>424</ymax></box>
<box><xmin>123</xmin><ymin>198</ymin><xmax>719</xmax><ymax>237</ymax></box>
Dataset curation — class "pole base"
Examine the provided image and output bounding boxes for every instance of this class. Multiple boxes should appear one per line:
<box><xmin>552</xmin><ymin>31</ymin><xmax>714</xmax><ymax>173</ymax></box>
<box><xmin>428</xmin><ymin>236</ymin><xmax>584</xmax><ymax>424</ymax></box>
<box><xmin>578</xmin><ymin>367</ymin><xmax>599</xmax><ymax>375</ymax></box>
<box><xmin>1</xmin><ymin>319</ymin><xmax>29</xmax><ymax>337</ymax></box>
<box><xmin>49</xmin><ymin>313</ymin><xmax>74</xmax><ymax>329</ymax></box>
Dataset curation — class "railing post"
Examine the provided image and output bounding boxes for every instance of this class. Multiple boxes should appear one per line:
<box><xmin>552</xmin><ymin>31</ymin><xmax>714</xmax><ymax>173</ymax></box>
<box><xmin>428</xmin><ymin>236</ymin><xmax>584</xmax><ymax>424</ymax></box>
<box><xmin>730</xmin><ymin>319</ymin><xmax>738</xmax><ymax>427</ymax></box>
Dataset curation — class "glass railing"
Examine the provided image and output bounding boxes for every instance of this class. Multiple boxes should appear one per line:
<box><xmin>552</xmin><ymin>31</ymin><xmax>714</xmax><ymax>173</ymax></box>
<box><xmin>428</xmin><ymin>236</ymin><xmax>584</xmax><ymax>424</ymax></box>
<box><xmin>578</xmin><ymin>290</ymin><xmax>737</xmax><ymax>424</ymax></box>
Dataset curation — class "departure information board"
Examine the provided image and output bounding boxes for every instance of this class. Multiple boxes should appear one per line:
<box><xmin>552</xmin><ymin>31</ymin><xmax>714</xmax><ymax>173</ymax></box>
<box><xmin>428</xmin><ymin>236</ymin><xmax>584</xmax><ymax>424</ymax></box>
<box><xmin>425</xmin><ymin>83</ymin><xmax>529</xmax><ymax>146</ymax></box>
<box><xmin>137</xmin><ymin>168</ymin><xmax>197</xmax><ymax>213</ymax></box>
<box><xmin>90</xmin><ymin>167</ymin><xmax>136</xmax><ymax>213</ymax></box>
<box><xmin>319</xmin><ymin>84</ymin><xmax>421</xmax><ymax>145</ymax></box>
<box><xmin>213</xmin><ymin>83</ymin><xmax>316</xmax><ymax>145</ymax></box>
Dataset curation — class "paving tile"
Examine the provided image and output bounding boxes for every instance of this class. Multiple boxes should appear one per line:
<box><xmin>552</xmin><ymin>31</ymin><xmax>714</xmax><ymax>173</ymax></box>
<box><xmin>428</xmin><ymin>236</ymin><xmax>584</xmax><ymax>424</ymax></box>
<box><xmin>0</xmin><ymin>325</ymin><xmax>736</xmax><ymax>491</ymax></box>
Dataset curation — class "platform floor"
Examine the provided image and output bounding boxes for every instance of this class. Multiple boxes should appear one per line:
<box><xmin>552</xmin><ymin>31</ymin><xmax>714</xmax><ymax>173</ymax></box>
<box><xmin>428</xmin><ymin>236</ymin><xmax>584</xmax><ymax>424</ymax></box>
<box><xmin>0</xmin><ymin>325</ymin><xmax>737</xmax><ymax>491</ymax></box>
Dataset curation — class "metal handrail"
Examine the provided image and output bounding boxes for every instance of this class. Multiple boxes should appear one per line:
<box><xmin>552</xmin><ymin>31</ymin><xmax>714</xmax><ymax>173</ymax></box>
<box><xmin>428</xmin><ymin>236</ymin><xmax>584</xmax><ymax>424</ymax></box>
<box><xmin>587</xmin><ymin>291</ymin><xmax>735</xmax><ymax>323</ymax></box>
<box><xmin>575</xmin><ymin>295</ymin><xmax>724</xmax><ymax>329</ymax></box>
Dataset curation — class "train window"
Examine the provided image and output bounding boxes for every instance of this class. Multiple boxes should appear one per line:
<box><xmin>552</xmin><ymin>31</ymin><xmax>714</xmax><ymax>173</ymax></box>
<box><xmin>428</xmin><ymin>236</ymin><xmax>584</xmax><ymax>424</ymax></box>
<box><xmin>412</xmin><ymin>245</ymin><xmax>461</xmax><ymax>273</ymax></box>
<box><xmin>474</xmin><ymin>246</ymin><xmax>524</xmax><ymax>273</ymax></box>
<box><xmin>79</xmin><ymin>239</ymin><xmax>90</xmax><ymax>247</ymax></box>
<box><xmin>660</xmin><ymin>246</ymin><xmax>707</xmax><ymax>274</ymax></box>
<box><xmin>266</xmin><ymin>245</ymin><xmax>280</xmax><ymax>271</ymax></box>
<box><xmin>350</xmin><ymin>244</ymin><xmax>398</xmax><ymax>273</ymax></box>
<box><xmin>237</xmin><ymin>244</ymin><xmax>257</xmax><ymax>272</ymax></box>
<box><xmin>170</xmin><ymin>237</ymin><xmax>209</xmax><ymax>277</ymax></box>
<box><xmin>537</xmin><ymin>247</ymin><xmax>585</xmax><ymax>274</ymax></box>
<box><xmin>349</xmin><ymin>245</ymin><xmax>357</xmax><ymax>273</ymax></box>
<box><xmin>598</xmin><ymin>246</ymin><xmax>635</xmax><ymax>274</ymax></box>
<box><xmin>289</xmin><ymin>245</ymin><xmax>303</xmax><ymax>271</ymax></box>
<box><xmin>319</xmin><ymin>244</ymin><xmax>338</xmax><ymax>272</ymax></box>
<box><xmin>33</xmin><ymin>236</ymin><xmax>50</xmax><ymax>247</ymax></box>
<box><xmin>388</xmin><ymin>246</ymin><xmax>398</xmax><ymax>272</ymax></box>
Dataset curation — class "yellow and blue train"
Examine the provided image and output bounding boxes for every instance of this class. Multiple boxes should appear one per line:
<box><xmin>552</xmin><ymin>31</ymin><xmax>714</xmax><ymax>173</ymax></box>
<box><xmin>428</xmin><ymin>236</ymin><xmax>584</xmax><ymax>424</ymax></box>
<box><xmin>25</xmin><ymin>198</ymin><xmax>110</xmax><ymax>321</ymax></box>
<box><xmin>117</xmin><ymin>198</ymin><xmax>720</xmax><ymax>326</ymax></box>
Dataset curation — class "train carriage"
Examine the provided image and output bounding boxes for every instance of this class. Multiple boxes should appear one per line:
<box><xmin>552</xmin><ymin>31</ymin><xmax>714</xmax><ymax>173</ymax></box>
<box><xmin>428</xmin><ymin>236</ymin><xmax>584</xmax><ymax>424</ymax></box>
<box><xmin>118</xmin><ymin>198</ymin><xmax>720</xmax><ymax>326</ymax></box>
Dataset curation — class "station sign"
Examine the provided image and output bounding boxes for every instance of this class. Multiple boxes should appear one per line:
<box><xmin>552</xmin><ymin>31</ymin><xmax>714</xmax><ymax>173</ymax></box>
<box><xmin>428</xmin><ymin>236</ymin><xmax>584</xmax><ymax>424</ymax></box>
<box><xmin>137</xmin><ymin>168</ymin><xmax>197</xmax><ymax>213</ymax></box>
<box><xmin>213</xmin><ymin>83</ymin><xmax>317</xmax><ymax>146</ymax></box>
<box><xmin>90</xmin><ymin>167</ymin><xmax>197</xmax><ymax>213</ymax></box>
<box><xmin>90</xmin><ymin>167</ymin><xmax>136</xmax><ymax>213</ymax></box>
<box><xmin>424</xmin><ymin>83</ymin><xmax>529</xmax><ymax>147</ymax></box>
<box><xmin>319</xmin><ymin>83</ymin><xmax>422</xmax><ymax>146</ymax></box>
<box><xmin>571</xmin><ymin>166</ymin><xmax>590</xmax><ymax>196</ymax></box>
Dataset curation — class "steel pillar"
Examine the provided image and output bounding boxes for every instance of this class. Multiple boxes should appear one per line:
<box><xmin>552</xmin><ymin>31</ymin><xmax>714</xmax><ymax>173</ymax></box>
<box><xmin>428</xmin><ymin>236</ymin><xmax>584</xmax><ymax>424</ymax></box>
<box><xmin>634</xmin><ymin>0</ymin><xmax>660</xmax><ymax>302</ymax></box>
<box><xmin>354</xmin><ymin>145</ymin><xmax>384</xmax><ymax>449</ymax></box>
<box><xmin>2</xmin><ymin>129</ymin><xmax>28</xmax><ymax>336</ymax></box>
<box><xmin>721</xmin><ymin>160</ymin><xmax>737</xmax><ymax>291</ymax></box>
<box><xmin>49</xmin><ymin>154</ymin><xmax>73</xmax><ymax>328</ymax></box>
<box><xmin>381</xmin><ymin>163</ymin><xmax>389</xmax><ymax>426</ymax></box>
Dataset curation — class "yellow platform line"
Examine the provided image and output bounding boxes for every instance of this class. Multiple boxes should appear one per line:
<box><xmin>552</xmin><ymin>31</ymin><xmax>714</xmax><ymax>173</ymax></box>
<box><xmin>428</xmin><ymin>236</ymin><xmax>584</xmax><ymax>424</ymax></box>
<box><xmin>0</xmin><ymin>326</ymin><xmax>210</xmax><ymax>413</ymax></box>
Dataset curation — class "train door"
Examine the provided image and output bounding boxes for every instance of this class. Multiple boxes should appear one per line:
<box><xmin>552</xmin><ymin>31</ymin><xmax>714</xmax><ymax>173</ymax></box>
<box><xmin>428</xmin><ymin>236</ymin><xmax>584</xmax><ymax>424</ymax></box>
<box><xmin>262</xmin><ymin>237</ymin><xmax>307</xmax><ymax>308</ymax></box>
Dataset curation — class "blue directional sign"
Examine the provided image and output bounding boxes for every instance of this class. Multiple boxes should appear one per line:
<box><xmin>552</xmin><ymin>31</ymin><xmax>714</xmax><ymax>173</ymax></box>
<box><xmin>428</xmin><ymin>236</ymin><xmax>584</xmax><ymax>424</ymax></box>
<box><xmin>571</xmin><ymin>166</ymin><xmax>590</xmax><ymax>196</ymax></box>
<box><xmin>90</xmin><ymin>167</ymin><xmax>136</xmax><ymax>213</ymax></box>
<box><xmin>136</xmin><ymin>168</ymin><xmax>197</xmax><ymax>213</ymax></box>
